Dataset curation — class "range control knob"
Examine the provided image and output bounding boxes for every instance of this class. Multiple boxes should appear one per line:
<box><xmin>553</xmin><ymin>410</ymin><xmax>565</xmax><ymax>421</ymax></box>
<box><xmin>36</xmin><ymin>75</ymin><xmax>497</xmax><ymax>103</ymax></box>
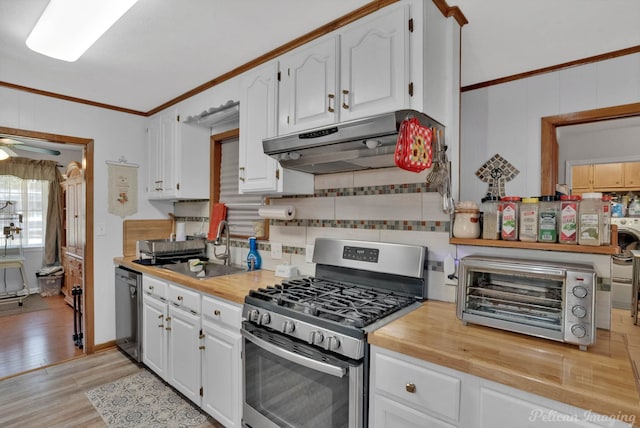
<box><xmin>571</xmin><ymin>324</ymin><xmax>587</xmax><ymax>338</ymax></box>
<box><xmin>324</xmin><ymin>336</ymin><xmax>341</xmax><ymax>351</ymax></box>
<box><xmin>572</xmin><ymin>305</ymin><xmax>587</xmax><ymax>318</ymax></box>
<box><xmin>309</xmin><ymin>331</ymin><xmax>324</xmax><ymax>345</ymax></box>
<box><xmin>572</xmin><ymin>285</ymin><xmax>588</xmax><ymax>299</ymax></box>
<box><xmin>282</xmin><ymin>320</ymin><xmax>295</xmax><ymax>334</ymax></box>
<box><xmin>259</xmin><ymin>313</ymin><xmax>271</xmax><ymax>326</ymax></box>
<box><xmin>248</xmin><ymin>309</ymin><xmax>260</xmax><ymax>323</ymax></box>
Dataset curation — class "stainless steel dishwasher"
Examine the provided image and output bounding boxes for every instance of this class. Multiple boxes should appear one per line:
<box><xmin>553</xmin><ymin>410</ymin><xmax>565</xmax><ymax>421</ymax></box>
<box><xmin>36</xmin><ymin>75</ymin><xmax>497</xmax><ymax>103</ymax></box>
<box><xmin>115</xmin><ymin>266</ymin><xmax>142</xmax><ymax>362</ymax></box>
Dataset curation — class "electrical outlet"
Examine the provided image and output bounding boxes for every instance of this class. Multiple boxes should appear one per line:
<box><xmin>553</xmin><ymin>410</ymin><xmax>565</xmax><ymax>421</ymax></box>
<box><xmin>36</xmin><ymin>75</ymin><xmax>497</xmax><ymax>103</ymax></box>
<box><xmin>305</xmin><ymin>244</ymin><xmax>314</xmax><ymax>263</ymax></box>
<box><xmin>270</xmin><ymin>242</ymin><xmax>282</xmax><ymax>260</ymax></box>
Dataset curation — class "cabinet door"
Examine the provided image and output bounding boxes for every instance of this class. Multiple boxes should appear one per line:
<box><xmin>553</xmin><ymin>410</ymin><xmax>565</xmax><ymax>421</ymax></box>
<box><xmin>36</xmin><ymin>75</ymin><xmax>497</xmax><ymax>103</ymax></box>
<box><xmin>239</xmin><ymin>61</ymin><xmax>279</xmax><ymax>193</ymax></box>
<box><xmin>142</xmin><ymin>294</ymin><xmax>167</xmax><ymax>379</ymax></box>
<box><xmin>571</xmin><ymin>164</ymin><xmax>593</xmax><ymax>192</ymax></box>
<box><xmin>624</xmin><ymin>162</ymin><xmax>640</xmax><ymax>187</ymax></box>
<box><xmin>167</xmin><ymin>305</ymin><xmax>202</xmax><ymax>405</ymax></box>
<box><xmin>201</xmin><ymin>321</ymin><xmax>242</xmax><ymax>428</ymax></box>
<box><xmin>372</xmin><ymin>395</ymin><xmax>458</xmax><ymax>428</ymax></box>
<box><xmin>593</xmin><ymin>163</ymin><xmax>623</xmax><ymax>188</ymax></box>
<box><xmin>278</xmin><ymin>36</ymin><xmax>339</xmax><ymax>135</ymax></box>
<box><xmin>147</xmin><ymin>111</ymin><xmax>178</xmax><ymax>198</ymax></box>
<box><xmin>340</xmin><ymin>4</ymin><xmax>409</xmax><ymax>122</ymax></box>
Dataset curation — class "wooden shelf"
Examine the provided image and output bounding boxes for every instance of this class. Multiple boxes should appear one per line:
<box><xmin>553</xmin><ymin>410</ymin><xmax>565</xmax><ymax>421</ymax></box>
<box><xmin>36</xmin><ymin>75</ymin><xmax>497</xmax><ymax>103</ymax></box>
<box><xmin>449</xmin><ymin>238</ymin><xmax>621</xmax><ymax>255</ymax></box>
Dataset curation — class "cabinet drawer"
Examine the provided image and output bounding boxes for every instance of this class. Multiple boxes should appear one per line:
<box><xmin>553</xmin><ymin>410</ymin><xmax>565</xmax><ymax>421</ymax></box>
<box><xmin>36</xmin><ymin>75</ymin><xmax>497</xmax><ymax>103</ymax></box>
<box><xmin>143</xmin><ymin>275</ymin><xmax>167</xmax><ymax>300</ymax></box>
<box><xmin>168</xmin><ymin>284</ymin><xmax>200</xmax><ymax>314</ymax></box>
<box><xmin>202</xmin><ymin>294</ymin><xmax>242</xmax><ymax>329</ymax></box>
<box><xmin>374</xmin><ymin>352</ymin><xmax>461</xmax><ymax>422</ymax></box>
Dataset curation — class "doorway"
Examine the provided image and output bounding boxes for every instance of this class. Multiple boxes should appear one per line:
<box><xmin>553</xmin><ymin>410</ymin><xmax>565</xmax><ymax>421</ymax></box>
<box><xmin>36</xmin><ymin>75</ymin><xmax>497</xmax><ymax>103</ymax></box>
<box><xmin>0</xmin><ymin>126</ymin><xmax>94</xmax><ymax>377</ymax></box>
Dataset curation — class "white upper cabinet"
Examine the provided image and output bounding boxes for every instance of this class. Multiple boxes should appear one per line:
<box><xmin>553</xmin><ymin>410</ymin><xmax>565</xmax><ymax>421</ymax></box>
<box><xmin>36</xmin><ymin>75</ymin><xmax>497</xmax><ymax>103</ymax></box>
<box><xmin>277</xmin><ymin>3</ymin><xmax>410</xmax><ymax>136</ymax></box>
<box><xmin>278</xmin><ymin>37</ymin><xmax>339</xmax><ymax>135</ymax></box>
<box><xmin>239</xmin><ymin>61</ymin><xmax>314</xmax><ymax>194</ymax></box>
<box><xmin>339</xmin><ymin>4</ymin><xmax>409</xmax><ymax>122</ymax></box>
<box><xmin>146</xmin><ymin>108</ymin><xmax>210</xmax><ymax>200</ymax></box>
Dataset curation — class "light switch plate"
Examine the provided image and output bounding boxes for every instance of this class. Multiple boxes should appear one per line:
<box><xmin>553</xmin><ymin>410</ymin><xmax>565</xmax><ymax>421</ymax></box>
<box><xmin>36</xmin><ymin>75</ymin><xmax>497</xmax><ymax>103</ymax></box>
<box><xmin>305</xmin><ymin>244</ymin><xmax>314</xmax><ymax>263</ymax></box>
<box><xmin>270</xmin><ymin>242</ymin><xmax>282</xmax><ymax>260</ymax></box>
<box><xmin>96</xmin><ymin>222</ymin><xmax>106</xmax><ymax>236</ymax></box>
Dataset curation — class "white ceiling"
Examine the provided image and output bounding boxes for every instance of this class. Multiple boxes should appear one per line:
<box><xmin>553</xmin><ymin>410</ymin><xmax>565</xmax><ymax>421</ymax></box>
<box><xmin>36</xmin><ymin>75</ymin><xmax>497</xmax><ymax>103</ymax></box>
<box><xmin>1</xmin><ymin>0</ymin><xmax>639</xmax><ymax>114</ymax></box>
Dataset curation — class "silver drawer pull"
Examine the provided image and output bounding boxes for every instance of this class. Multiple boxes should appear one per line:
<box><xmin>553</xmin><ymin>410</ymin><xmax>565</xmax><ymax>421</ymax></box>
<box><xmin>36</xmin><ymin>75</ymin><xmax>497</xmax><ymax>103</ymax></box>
<box><xmin>177</xmin><ymin>296</ymin><xmax>183</xmax><ymax>301</ymax></box>
<box><xmin>214</xmin><ymin>309</ymin><xmax>221</xmax><ymax>316</ymax></box>
<box><xmin>405</xmin><ymin>383</ymin><xmax>416</xmax><ymax>393</ymax></box>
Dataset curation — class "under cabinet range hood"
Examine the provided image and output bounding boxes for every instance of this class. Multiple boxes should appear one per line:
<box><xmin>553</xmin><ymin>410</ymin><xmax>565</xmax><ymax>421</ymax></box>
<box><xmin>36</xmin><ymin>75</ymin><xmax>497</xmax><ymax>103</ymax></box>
<box><xmin>262</xmin><ymin>109</ymin><xmax>444</xmax><ymax>174</ymax></box>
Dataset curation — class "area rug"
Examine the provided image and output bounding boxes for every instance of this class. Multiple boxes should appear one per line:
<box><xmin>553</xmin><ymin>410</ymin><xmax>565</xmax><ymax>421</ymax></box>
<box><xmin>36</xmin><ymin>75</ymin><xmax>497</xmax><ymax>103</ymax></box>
<box><xmin>85</xmin><ymin>370</ymin><xmax>210</xmax><ymax>427</ymax></box>
<box><xmin>0</xmin><ymin>294</ymin><xmax>50</xmax><ymax>318</ymax></box>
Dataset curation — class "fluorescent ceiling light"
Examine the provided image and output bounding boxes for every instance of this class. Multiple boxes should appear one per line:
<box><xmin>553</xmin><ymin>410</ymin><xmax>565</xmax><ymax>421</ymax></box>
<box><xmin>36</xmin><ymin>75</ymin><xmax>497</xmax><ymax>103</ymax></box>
<box><xmin>26</xmin><ymin>0</ymin><xmax>139</xmax><ymax>62</ymax></box>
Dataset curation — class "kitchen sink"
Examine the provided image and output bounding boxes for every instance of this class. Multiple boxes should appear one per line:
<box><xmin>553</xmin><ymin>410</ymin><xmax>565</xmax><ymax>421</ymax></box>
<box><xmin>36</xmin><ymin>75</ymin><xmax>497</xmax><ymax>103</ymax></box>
<box><xmin>160</xmin><ymin>261</ymin><xmax>245</xmax><ymax>279</ymax></box>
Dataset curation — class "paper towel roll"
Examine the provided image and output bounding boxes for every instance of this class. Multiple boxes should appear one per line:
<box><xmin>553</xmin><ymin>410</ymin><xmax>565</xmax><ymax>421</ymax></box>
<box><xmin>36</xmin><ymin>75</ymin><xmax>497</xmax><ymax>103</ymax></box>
<box><xmin>258</xmin><ymin>205</ymin><xmax>296</xmax><ymax>220</ymax></box>
<box><xmin>176</xmin><ymin>222</ymin><xmax>187</xmax><ymax>241</ymax></box>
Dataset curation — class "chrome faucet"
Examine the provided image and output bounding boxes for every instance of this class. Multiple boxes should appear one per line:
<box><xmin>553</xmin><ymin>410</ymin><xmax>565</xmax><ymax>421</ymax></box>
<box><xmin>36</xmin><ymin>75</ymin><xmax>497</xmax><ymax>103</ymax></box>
<box><xmin>212</xmin><ymin>220</ymin><xmax>230</xmax><ymax>265</ymax></box>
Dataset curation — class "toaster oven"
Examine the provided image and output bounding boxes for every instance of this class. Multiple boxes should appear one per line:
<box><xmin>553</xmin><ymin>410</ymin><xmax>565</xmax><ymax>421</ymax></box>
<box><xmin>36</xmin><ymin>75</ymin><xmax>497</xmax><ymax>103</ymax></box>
<box><xmin>456</xmin><ymin>256</ymin><xmax>597</xmax><ymax>350</ymax></box>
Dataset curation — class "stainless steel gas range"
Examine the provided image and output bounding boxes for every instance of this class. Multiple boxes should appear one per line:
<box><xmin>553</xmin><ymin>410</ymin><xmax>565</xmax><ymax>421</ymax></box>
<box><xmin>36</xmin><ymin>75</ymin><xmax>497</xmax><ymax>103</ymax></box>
<box><xmin>241</xmin><ymin>238</ymin><xmax>428</xmax><ymax>428</ymax></box>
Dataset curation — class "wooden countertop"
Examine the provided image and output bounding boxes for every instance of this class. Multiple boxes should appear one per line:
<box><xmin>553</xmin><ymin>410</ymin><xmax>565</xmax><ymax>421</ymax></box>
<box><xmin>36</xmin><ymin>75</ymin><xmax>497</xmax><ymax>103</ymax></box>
<box><xmin>114</xmin><ymin>257</ymin><xmax>278</xmax><ymax>304</ymax></box>
<box><xmin>369</xmin><ymin>301</ymin><xmax>640</xmax><ymax>424</ymax></box>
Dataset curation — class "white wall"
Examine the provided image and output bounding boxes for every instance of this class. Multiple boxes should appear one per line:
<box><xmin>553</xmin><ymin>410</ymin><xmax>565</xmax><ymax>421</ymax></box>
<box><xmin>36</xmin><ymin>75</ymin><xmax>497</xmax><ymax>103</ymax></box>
<box><xmin>0</xmin><ymin>86</ymin><xmax>165</xmax><ymax>344</ymax></box>
<box><xmin>460</xmin><ymin>53</ymin><xmax>640</xmax><ymax>203</ymax></box>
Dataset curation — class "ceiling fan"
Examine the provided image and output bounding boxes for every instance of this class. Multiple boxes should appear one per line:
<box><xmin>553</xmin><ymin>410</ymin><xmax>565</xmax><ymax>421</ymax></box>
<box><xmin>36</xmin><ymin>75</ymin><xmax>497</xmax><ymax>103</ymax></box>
<box><xmin>0</xmin><ymin>135</ymin><xmax>61</xmax><ymax>160</ymax></box>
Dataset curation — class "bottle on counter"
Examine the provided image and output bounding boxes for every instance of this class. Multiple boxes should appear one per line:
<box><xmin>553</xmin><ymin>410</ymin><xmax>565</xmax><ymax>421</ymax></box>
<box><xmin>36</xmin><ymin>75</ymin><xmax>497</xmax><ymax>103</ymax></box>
<box><xmin>538</xmin><ymin>195</ymin><xmax>559</xmax><ymax>243</ymax></box>
<box><xmin>501</xmin><ymin>196</ymin><xmax>521</xmax><ymax>241</ymax></box>
<box><xmin>247</xmin><ymin>237</ymin><xmax>262</xmax><ymax>270</ymax></box>
<box><xmin>519</xmin><ymin>197</ymin><xmax>539</xmax><ymax>242</ymax></box>
<box><xmin>481</xmin><ymin>196</ymin><xmax>502</xmax><ymax>240</ymax></box>
<box><xmin>578</xmin><ymin>192</ymin><xmax>602</xmax><ymax>246</ymax></box>
<box><xmin>601</xmin><ymin>194</ymin><xmax>611</xmax><ymax>246</ymax></box>
<box><xmin>559</xmin><ymin>195</ymin><xmax>580</xmax><ymax>244</ymax></box>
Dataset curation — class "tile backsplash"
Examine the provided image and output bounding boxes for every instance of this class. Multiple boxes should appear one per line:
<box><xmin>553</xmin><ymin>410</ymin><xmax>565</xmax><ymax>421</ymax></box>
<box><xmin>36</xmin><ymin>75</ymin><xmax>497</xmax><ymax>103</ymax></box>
<box><xmin>174</xmin><ymin>166</ymin><xmax>457</xmax><ymax>302</ymax></box>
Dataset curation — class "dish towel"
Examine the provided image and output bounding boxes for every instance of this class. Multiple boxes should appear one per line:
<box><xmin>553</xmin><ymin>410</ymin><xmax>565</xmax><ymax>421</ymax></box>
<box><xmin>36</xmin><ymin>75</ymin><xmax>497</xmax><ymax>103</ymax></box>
<box><xmin>208</xmin><ymin>203</ymin><xmax>227</xmax><ymax>241</ymax></box>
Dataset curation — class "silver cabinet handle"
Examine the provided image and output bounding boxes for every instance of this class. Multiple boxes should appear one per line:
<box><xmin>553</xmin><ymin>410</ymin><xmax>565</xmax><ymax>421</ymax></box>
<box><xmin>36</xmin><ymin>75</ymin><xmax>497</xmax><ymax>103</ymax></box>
<box><xmin>328</xmin><ymin>93</ymin><xmax>335</xmax><ymax>112</ymax></box>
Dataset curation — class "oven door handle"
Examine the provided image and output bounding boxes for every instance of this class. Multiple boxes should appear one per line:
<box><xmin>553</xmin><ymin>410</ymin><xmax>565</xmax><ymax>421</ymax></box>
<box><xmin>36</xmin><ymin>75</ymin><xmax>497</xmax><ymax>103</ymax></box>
<box><xmin>241</xmin><ymin>329</ymin><xmax>347</xmax><ymax>378</ymax></box>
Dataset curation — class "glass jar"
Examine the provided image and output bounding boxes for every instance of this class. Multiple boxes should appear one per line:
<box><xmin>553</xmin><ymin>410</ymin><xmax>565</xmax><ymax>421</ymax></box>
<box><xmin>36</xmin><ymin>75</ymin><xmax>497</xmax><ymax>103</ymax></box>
<box><xmin>538</xmin><ymin>195</ymin><xmax>559</xmax><ymax>243</ymax></box>
<box><xmin>519</xmin><ymin>197</ymin><xmax>539</xmax><ymax>242</ymax></box>
<box><xmin>453</xmin><ymin>209</ymin><xmax>481</xmax><ymax>239</ymax></box>
<box><xmin>559</xmin><ymin>195</ymin><xmax>580</xmax><ymax>244</ymax></box>
<box><xmin>501</xmin><ymin>197</ymin><xmax>521</xmax><ymax>241</ymax></box>
<box><xmin>578</xmin><ymin>192</ymin><xmax>603</xmax><ymax>246</ymax></box>
<box><xmin>481</xmin><ymin>196</ymin><xmax>502</xmax><ymax>240</ymax></box>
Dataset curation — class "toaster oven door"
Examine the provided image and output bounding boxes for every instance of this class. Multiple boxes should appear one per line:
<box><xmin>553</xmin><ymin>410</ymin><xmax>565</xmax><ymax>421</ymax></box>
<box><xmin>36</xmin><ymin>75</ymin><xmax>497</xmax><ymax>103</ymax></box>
<box><xmin>456</xmin><ymin>257</ymin><xmax>596</xmax><ymax>349</ymax></box>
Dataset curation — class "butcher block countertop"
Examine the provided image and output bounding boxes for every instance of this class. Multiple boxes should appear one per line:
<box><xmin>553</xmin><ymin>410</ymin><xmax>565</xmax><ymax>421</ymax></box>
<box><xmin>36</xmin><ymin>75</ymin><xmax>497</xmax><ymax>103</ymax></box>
<box><xmin>369</xmin><ymin>300</ymin><xmax>640</xmax><ymax>424</ymax></box>
<box><xmin>114</xmin><ymin>256</ymin><xmax>278</xmax><ymax>304</ymax></box>
<box><xmin>114</xmin><ymin>257</ymin><xmax>640</xmax><ymax>421</ymax></box>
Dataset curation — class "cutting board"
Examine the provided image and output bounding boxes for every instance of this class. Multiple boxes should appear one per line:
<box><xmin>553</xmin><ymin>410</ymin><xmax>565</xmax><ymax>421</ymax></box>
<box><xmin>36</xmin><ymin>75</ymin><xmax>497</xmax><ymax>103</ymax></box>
<box><xmin>123</xmin><ymin>219</ymin><xmax>174</xmax><ymax>257</ymax></box>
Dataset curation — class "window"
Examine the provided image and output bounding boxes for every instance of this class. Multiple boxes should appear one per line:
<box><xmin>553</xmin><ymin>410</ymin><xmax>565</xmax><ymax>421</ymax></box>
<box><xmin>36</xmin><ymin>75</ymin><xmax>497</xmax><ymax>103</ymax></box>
<box><xmin>0</xmin><ymin>176</ymin><xmax>49</xmax><ymax>247</ymax></box>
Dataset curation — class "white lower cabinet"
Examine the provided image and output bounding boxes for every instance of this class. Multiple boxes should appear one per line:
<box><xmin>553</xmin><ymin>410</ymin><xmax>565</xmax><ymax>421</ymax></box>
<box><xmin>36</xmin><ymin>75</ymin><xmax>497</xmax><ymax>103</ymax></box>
<box><xmin>141</xmin><ymin>274</ymin><xmax>243</xmax><ymax>427</ymax></box>
<box><xmin>142</xmin><ymin>276</ymin><xmax>169</xmax><ymax>380</ymax></box>
<box><xmin>201</xmin><ymin>295</ymin><xmax>242</xmax><ymax>428</ymax></box>
<box><xmin>167</xmin><ymin>283</ymin><xmax>202</xmax><ymax>405</ymax></box>
<box><xmin>369</xmin><ymin>346</ymin><xmax>632</xmax><ymax>428</ymax></box>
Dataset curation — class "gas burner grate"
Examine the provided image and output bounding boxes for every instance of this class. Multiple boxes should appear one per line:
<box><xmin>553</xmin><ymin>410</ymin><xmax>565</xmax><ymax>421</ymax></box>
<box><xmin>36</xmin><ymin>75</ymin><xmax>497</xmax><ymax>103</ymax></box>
<box><xmin>249</xmin><ymin>277</ymin><xmax>415</xmax><ymax>327</ymax></box>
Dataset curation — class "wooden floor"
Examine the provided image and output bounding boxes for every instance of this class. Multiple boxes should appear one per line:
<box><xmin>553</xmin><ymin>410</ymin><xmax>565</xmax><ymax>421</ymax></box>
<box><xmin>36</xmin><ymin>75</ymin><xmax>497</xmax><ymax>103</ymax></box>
<box><xmin>0</xmin><ymin>349</ymin><xmax>143</xmax><ymax>427</ymax></box>
<box><xmin>0</xmin><ymin>294</ymin><xmax>84</xmax><ymax>380</ymax></box>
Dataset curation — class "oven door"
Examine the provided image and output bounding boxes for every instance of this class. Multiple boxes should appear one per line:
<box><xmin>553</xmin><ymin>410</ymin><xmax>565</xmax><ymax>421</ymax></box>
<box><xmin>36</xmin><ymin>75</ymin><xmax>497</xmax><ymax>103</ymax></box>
<box><xmin>241</xmin><ymin>322</ymin><xmax>363</xmax><ymax>428</ymax></box>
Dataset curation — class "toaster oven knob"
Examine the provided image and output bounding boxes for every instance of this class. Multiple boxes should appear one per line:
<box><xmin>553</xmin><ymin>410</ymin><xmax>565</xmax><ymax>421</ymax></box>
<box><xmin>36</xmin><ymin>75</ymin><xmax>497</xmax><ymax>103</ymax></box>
<box><xmin>571</xmin><ymin>324</ymin><xmax>587</xmax><ymax>338</ymax></box>
<box><xmin>571</xmin><ymin>305</ymin><xmax>587</xmax><ymax>318</ymax></box>
<box><xmin>282</xmin><ymin>320</ymin><xmax>295</xmax><ymax>333</ymax></box>
<box><xmin>325</xmin><ymin>336</ymin><xmax>340</xmax><ymax>351</ymax></box>
<box><xmin>572</xmin><ymin>285</ymin><xmax>588</xmax><ymax>298</ymax></box>
<box><xmin>309</xmin><ymin>331</ymin><xmax>324</xmax><ymax>345</ymax></box>
<box><xmin>259</xmin><ymin>313</ymin><xmax>271</xmax><ymax>325</ymax></box>
<box><xmin>248</xmin><ymin>309</ymin><xmax>260</xmax><ymax>323</ymax></box>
